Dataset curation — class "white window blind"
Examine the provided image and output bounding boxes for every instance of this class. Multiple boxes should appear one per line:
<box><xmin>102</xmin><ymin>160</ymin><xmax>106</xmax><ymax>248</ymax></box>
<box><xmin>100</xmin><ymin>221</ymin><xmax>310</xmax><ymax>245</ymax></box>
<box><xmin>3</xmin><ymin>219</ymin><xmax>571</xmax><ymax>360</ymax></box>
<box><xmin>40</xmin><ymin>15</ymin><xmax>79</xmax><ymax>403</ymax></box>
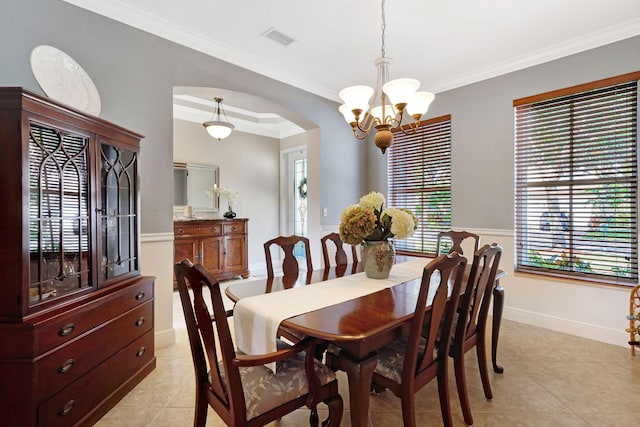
<box><xmin>514</xmin><ymin>72</ymin><xmax>639</xmax><ymax>285</ymax></box>
<box><xmin>389</xmin><ymin>115</ymin><xmax>452</xmax><ymax>256</ymax></box>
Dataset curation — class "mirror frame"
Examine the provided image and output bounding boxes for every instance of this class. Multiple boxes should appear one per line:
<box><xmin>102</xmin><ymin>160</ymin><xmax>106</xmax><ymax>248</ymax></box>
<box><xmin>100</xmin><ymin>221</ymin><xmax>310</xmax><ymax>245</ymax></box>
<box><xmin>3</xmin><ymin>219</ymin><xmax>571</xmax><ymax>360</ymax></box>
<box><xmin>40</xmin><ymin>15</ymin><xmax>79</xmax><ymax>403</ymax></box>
<box><xmin>173</xmin><ymin>162</ymin><xmax>220</xmax><ymax>215</ymax></box>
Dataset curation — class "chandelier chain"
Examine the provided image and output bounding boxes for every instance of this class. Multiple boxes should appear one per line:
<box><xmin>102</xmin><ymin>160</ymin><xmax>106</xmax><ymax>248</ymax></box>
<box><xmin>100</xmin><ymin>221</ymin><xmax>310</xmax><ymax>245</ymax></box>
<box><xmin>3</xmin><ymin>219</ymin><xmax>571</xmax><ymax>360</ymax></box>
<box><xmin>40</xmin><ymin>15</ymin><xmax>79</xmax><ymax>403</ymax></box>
<box><xmin>380</xmin><ymin>0</ymin><xmax>386</xmax><ymax>57</ymax></box>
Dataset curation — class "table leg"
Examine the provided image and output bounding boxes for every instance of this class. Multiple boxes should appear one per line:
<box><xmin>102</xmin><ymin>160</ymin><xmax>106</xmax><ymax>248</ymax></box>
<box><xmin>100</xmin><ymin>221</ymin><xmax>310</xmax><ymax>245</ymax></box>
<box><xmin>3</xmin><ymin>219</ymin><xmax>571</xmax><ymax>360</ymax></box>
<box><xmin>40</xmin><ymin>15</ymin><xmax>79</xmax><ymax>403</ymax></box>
<box><xmin>492</xmin><ymin>281</ymin><xmax>504</xmax><ymax>374</ymax></box>
<box><xmin>339</xmin><ymin>351</ymin><xmax>378</xmax><ymax>427</ymax></box>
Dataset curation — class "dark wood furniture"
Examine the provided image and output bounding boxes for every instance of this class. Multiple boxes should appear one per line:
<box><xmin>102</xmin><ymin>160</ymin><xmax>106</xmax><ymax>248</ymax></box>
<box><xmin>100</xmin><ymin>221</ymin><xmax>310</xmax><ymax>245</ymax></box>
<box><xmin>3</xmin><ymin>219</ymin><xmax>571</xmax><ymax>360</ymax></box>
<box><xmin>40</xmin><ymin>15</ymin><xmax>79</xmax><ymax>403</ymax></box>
<box><xmin>451</xmin><ymin>243</ymin><xmax>503</xmax><ymax>426</ymax></box>
<box><xmin>435</xmin><ymin>229</ymin><xmax>505</xmax><ymax>373</ymax></box>
<box><xmin>227</xmin><ymin>260</ymin><xmax>506</xmax><ymax>427</ymax></box>
<box><xmin>174</xmin><ymin>260</ymin><xmax>343</xmax><ymax>427</ymax></box>
<box><xmin>173</xmin><ymin>218</ymin><xmax>249</xmax><ymax>286</ymax></box>
<box><xmin>320</xmin><ymin>232</ymin><xmax>358</xmax><ymax>267</ymax></box>
<box><xmin>0</xmin><ymin>87</ymin><xmax>155</xmax><ymax>426</ymax></box>
<box><xmin>370</xmin><ymin>253</ymin><xmax>467</xmax><ymax>427</ymax></box>
<box><xmin>436</xmin><ymin>229</ymin><xmax>480</xmax><ymax>256</ymax></box>
<box><xmin>264</xmin><ymin>235</ymin><xmax>313</xmax><ymax>279</ymax></box>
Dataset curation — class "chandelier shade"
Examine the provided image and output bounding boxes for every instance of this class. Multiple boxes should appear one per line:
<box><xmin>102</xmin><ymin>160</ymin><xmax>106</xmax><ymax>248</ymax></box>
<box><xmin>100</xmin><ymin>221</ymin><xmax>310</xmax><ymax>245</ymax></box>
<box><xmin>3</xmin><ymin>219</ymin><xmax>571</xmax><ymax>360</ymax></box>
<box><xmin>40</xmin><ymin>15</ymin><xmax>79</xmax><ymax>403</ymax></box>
<box><xmin>338</xmin><ymin>0</ymin><xmax>435</xmax><ymax>153</ymax></box>
<box><xmin>203</xmin><ymin>97</ymin><xmax>234</xmax><ymax>141</ymax></box>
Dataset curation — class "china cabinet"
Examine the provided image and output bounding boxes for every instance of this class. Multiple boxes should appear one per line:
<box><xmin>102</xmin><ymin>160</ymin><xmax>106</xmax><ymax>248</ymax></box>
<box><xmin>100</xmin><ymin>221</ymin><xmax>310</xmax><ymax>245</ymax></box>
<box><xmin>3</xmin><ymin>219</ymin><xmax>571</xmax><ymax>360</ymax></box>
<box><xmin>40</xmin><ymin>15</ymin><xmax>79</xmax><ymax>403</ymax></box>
<box><xmin>173</xmin><ymin>218</ymin><xmax>249</xmax><ymax>286</ymax></box>
<box><xmin>0</xmin><ymin>87</ymin><xmax>155</xmax><ymax>426</ymax></box>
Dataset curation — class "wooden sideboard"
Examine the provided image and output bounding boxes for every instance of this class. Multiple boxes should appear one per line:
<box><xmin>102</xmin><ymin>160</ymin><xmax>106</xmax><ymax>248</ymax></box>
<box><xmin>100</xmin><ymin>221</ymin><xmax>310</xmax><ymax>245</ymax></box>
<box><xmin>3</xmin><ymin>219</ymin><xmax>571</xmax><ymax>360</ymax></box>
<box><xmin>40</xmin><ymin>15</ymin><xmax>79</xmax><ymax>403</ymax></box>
<box><xmin>174</xmin><ymin>219</ymin><xmax>249</xmax><ymax>285</ymax></box>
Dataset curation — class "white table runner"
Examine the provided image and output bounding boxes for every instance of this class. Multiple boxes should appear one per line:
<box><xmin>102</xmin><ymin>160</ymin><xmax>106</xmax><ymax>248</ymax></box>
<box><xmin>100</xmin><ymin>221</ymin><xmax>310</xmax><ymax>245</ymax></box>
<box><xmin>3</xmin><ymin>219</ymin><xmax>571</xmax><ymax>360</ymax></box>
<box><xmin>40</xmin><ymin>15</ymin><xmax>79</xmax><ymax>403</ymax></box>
<box><xmin>232</xmin><ymin>258</ymin><xmax>429</xmax><ymax>359</ymax></box>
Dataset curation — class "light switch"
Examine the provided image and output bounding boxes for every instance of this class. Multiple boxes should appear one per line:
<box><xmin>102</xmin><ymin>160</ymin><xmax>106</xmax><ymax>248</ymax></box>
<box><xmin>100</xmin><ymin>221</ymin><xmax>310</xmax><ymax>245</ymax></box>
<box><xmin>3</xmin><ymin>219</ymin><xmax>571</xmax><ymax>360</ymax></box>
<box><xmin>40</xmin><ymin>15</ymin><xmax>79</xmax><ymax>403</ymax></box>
<box><xmin>322</xmin><ymin>207</ymin><xmax>328</xmax><ymax>217</ymax></box>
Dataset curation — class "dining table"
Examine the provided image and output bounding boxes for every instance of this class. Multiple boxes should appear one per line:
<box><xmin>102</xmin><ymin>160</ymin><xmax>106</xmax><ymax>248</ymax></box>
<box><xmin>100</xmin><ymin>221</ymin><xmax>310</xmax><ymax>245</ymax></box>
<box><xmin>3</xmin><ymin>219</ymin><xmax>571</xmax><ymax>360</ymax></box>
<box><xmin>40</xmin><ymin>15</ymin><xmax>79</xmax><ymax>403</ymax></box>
<box><xmin>226</xmin><ymin>258</ymin><xmax>506</xmax><ymax>427</ymax></box>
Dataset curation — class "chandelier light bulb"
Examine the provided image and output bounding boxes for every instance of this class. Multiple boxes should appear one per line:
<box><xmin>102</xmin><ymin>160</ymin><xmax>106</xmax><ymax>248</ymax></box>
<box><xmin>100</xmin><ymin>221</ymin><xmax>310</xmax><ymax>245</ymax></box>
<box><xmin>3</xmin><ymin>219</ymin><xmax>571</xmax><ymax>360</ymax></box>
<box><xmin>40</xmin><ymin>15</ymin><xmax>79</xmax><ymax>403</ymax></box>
<box><xmin>370</xmin><ymin>104</ymin><xmax>394</xmax><ymax>122</ymax></box>
<box><xmin>406</xmin><ymin>91</ymin><xmax>435</xmax><ymax>118</ymax></box>
<box><xmin>338</xmin><ymin>86</ymin><xmax>374</xmax><ymax>116</ymax></box>
<box><xmin>382</xmin><ymin>78</ymin><xmax>420</xmax><ymax>108</ymax></box>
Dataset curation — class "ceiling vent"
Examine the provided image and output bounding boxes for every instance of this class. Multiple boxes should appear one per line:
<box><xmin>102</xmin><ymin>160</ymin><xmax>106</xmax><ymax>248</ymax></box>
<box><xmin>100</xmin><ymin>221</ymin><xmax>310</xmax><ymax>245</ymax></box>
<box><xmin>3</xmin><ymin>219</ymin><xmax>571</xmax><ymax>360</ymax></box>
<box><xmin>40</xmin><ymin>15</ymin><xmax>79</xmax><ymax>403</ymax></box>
<box><xmin>262</xmin><ymin>27</ymin><xmax>296</xmax><ymax>47</ymax></box>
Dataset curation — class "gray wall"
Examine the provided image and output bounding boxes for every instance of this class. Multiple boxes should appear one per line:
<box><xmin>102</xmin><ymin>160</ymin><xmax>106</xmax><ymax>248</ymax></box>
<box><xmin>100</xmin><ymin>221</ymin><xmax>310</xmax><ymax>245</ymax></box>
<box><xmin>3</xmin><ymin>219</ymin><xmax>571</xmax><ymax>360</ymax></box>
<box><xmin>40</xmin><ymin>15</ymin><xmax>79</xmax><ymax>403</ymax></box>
<box><xmin>0</xmin><ymin>0</ymin><xmax>363</xmax><ymax>234</ymax></box>
<box><xmin>1</xmin><ymin>1</ymin><xmax>638</xmax><ymax>234</ymax></box>
<box><xmin>387</xmin><ymin>36</ymin><xmax>640</xmax><ymax>230</ymax></box>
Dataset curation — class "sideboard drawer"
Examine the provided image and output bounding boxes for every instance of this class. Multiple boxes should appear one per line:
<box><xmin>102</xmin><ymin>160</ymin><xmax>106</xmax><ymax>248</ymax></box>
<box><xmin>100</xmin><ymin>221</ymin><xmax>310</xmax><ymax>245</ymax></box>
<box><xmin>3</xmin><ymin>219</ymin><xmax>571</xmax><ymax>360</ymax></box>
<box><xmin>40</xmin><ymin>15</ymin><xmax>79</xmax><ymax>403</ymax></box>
<box><xmin>34</xmin><ymin>278</ymin><xmax>153</xmax><ymax>355</ymax></box>
<box><xmin>36</xmin><ymin>301</ymin><xmax>153</xmax><ymax>401</ymax></box>
<box><xmin>37</xmin><ymin>330</ymin><xmax>154</xmax><ymax>427</ymax></box>
<box><xmin>175</xmin><ymin>223</ymin><xmax>223</xmax><ymax>237</ymax></box>
<box><xmin>223</xmin><ymin>221</ymin><xmax>245</xmax><ymax>234</ymax></box>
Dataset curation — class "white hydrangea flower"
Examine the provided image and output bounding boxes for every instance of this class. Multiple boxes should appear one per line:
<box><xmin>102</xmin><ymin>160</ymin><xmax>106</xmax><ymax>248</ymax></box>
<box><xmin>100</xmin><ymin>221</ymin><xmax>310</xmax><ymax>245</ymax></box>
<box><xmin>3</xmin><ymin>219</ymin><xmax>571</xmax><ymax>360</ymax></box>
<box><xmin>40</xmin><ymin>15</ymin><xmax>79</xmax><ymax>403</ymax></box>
<box><xmin>359</xmin><ymin>191</ymin><xmax>386</xmax><ymax>211</ymax></box>
<box><xmin>388</xmin><ymin>209</ymin><xmax>416</xmax><ymax>239</ymax></box>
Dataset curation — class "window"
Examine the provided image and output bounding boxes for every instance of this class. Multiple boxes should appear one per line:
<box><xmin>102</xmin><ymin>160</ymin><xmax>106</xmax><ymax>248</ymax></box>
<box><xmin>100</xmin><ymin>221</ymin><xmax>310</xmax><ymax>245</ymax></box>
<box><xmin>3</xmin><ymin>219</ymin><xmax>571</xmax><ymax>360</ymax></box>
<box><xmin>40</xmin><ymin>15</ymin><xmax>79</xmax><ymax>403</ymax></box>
<box><xmin>389</xmin><ymin>115</ymin><xmax>452</xmax><ymax>256</ymax></box>
<box><xmin>514</xmin><ymin>72</ymin><xmax>639</xmax><ymax>285</ymax></box>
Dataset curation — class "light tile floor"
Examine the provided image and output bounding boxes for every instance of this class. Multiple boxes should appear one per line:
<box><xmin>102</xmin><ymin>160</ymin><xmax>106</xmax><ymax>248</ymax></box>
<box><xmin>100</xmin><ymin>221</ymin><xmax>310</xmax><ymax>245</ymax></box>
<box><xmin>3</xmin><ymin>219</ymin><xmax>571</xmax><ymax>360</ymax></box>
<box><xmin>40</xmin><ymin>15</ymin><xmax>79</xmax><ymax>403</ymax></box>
<box><xmin>96</xmin><ymin>286</ymin><xmax>640</xmax><ymax>426</ymax></box>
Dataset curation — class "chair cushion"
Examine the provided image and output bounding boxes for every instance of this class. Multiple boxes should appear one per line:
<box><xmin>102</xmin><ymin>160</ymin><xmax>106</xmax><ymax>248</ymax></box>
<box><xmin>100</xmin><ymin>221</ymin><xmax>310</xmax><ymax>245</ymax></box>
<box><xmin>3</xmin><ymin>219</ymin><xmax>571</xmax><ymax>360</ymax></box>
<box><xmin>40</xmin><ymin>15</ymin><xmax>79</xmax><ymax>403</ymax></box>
<box><xmin>220</xmin><ymin>340</ymin><xmax>337</xmax><ymax>420</ymax></box>
<box><xmin>374</xmin><ymin>335</ymin><xmax>427</xmax><ymax>384</ymax></box>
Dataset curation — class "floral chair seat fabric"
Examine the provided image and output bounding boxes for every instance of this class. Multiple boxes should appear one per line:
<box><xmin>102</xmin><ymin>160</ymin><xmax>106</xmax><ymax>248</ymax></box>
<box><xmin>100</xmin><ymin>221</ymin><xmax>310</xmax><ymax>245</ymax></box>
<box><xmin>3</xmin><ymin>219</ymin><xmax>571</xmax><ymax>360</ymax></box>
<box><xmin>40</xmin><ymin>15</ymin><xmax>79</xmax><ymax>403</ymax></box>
<box><xmin>220</xmin><ymin>340</ymin><xmax>337</xmax><ymax>420</ymax></box>
<box><xmin>374</xmin><ymin>334</ymin><xmax>429</xmax><ymax>384</ymax></box>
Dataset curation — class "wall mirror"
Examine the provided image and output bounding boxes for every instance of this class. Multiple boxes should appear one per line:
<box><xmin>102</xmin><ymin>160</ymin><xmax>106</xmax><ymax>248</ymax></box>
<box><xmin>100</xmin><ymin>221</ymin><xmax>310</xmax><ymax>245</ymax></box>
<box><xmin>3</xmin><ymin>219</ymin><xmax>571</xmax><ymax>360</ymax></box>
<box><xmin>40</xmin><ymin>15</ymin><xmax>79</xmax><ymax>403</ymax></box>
<box><xmin>173</xmin><ymin>162</ymin><xmax>219</xmax><ymax>214</ymax></box>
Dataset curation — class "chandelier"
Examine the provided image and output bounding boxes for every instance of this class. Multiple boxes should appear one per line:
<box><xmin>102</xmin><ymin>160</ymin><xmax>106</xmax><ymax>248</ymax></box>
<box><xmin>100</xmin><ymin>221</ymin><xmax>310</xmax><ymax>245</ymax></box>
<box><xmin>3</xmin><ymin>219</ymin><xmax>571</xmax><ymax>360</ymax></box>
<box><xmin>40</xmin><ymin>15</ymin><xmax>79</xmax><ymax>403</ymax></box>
<box><xmin>338</xmin><ymin>0</ymin><xmax>434</xmax><ymax>154</ymax></box>
<box><xmin>203</xmin><ymin>97</ymin><xmax>235</xmax><ymax>141</ymax></box>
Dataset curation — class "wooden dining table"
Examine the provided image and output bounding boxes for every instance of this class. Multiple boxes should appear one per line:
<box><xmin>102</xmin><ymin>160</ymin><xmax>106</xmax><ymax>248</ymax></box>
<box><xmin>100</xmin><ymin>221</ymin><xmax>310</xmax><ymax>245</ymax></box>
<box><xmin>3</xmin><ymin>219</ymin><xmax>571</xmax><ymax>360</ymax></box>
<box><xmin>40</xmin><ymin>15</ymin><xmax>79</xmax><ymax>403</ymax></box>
<box><xmin>226</xmin><ymin>260</ymin><xmax>506</xmax><ymax>427</ymax></box>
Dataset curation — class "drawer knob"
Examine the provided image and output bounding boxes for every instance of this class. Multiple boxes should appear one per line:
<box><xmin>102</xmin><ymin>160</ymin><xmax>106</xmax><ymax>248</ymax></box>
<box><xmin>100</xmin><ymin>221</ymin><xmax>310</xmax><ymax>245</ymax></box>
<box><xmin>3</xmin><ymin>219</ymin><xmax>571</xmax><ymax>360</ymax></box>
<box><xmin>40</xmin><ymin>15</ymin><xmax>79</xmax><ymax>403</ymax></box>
<box><xmin>136</xmin><ymin>346</ymin><xmax>146</xmax><ymax>357</ymax></box>
<box><xmin>135</xmin><ymin>291</ymin><xmax>145</xmax><ymax>300</ymax></box>
<box><xmin>211</xmin><ymin>227</ymin><xmax>216</xmax><ymax>232</ymax></box>
<box><xmin>59</xmin><ymin>400</ymin><xmax>76</xmax><ymax>416</ymax></box>
<box><xmin>58</xmin><ymin>323</ymin><xmax>76</xmax><ymax>337</ymax></box>
<box><xmin>135</xmin><ymin>317</ymin><xmax>145</xmax><ymax>327</ymax></box>
<box><xmin>58</xmin><ymin>358</ymin><xmax>75</xmax><ymax>374</ymax></box>
<box><xmin>178</xmin><ymin>228</ymin><xmax>184</xmax><ymax>235</ymax></box>
<box><xmin>231</xmin><ymin>226</ymin><xmax>237</xmax><ymax>231</ymax></box>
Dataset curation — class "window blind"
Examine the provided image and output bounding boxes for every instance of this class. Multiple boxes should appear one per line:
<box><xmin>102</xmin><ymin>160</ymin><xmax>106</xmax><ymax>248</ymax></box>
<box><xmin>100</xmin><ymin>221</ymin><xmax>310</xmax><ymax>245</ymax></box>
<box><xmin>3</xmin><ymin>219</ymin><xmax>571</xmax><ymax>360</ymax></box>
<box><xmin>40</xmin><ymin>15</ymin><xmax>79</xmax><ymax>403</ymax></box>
<box><xmin>389</xmin><ymin>115</ymin><xmax>452</xmax><ymax>256</ymax></box>
<box><xmin>514</xmin><ymin>72</ymin><xmax>639</xmax><ymax>285</ymax></box>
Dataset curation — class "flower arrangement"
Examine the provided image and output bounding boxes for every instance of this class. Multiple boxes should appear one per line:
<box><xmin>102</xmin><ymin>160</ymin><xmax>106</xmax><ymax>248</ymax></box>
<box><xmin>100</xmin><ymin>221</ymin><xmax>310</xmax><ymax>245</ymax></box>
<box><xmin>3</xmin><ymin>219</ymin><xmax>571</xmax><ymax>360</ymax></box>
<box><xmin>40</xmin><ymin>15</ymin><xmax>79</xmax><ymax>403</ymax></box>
<box><xmin>339</xmin><ymin>191</ymin><xmax>417</xmax><ymax>246</ymax></box>
<box><xmin>205</xmin><ymin>185</ymin><xmax>238</xmax><ymax>206</ymax></box>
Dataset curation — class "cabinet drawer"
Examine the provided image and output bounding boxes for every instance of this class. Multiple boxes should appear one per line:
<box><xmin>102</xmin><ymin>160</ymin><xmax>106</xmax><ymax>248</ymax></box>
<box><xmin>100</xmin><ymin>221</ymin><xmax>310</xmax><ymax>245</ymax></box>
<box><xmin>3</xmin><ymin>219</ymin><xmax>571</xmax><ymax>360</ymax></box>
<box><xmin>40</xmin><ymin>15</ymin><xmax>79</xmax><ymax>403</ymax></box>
<box><xmin>175</xmin><ymin>223</ymin><xmax>222</xmax><ymax>237</ymax></box>
<box><xmin>223</xmin><ymin>221</ymin><xmax>245</xmax><ymax>234</ymax></box>
<box><xmin>36</xmin><ymin>300</ymin><xmax>153</xmax><ymax>401</ymax></box>
<box><xmin>38</xmin><ymin>331</ymin><xmax>154</xmax><ymax>427</ymax></box>
<box><xmin>34</xmin><ymin>278</ymin><xmax>153</xmax><ymax>355</ymax></box>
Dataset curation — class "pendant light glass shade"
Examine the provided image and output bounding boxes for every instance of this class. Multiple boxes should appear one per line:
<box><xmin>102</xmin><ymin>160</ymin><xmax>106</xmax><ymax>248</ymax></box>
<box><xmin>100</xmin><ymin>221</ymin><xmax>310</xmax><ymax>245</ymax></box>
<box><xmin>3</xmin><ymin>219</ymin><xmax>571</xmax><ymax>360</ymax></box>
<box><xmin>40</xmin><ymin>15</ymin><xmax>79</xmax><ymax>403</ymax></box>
<box><xmin>203</xmin><ymin>120</ymin><xmax>234</xmax><ymax>140</ymax></box>
<box><xmin>382</xmin><ymin>78</ymin><xmax>420</xmax><ymax>107</ymax></box>
<box><xmin>406</xmin><ymin>91</ymin><xmax>435</xmax><ymax>117</ymax></box>
<box><xmin>202</xmin><ymin>97</ymin><xmax>234</xmax><ymax>141</ymax></box>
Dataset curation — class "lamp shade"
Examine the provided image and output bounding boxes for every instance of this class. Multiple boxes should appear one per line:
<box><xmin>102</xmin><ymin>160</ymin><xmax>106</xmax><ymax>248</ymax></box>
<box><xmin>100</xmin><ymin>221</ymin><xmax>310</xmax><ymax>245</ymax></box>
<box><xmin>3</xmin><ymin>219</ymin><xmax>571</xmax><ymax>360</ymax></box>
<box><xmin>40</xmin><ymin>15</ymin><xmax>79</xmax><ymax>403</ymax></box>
<box><xmin>370</xmin><ymin>104</ymin><xmax>394</xmax><ymax>122</ymax></box>
<box><xmin>406</xmin><ymin>91</ymin><xmax>435</xmax><ymax>117</ymax></box>
<box><xmin>382</xmin><ymin>78</ymin><xmax>420</xmax><ymax>106</ymax></box>
<box><xmin>203</xmin><ymin>120</ymin><xmax>234</xmax><ymax>140</ymax></box>
<box><xmin>339</xmin><ymin>85</ymin><xmax>374</xmax><ymax>113</ymax></box>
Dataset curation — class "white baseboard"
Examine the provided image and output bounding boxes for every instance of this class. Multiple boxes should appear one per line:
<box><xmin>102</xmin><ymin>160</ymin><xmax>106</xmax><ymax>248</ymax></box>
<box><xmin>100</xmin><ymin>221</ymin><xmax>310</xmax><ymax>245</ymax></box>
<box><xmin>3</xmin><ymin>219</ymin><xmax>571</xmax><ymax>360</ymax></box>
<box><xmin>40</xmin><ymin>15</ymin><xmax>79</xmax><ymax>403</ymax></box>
<box><xmin>503</xmin><ymin>306</ymin><xmax>629</xmax><ymax>348</ymax></box>
<box><xmin>154</xmin><ymin>327</ymin><xmax>176</xmax><ymax>349</ymax></box>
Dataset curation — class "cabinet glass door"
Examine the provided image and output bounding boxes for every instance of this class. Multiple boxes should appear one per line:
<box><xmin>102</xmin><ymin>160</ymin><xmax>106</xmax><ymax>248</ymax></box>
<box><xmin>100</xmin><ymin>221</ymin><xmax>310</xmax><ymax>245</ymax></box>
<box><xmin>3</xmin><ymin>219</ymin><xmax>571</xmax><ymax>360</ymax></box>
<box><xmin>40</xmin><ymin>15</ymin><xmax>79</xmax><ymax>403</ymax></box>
<box><xmin>100</xmin><ymin>144</ymin><xmax>139</xmax><ymax>280</ymax></box>
<box><xmin>28</xmin><ymin>123</ymin><xmax>92</xmax><ymax>306</ymax></box>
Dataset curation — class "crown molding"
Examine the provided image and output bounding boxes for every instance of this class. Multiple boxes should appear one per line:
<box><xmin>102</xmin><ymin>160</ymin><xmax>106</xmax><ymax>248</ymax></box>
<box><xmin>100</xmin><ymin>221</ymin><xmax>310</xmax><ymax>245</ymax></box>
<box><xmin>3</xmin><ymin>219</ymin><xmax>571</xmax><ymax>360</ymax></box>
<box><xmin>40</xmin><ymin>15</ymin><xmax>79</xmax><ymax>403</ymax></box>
<box><xmin>62</xmin><ymin>1</ymin><xmax>639</xmax><ymax>101</ymax></box>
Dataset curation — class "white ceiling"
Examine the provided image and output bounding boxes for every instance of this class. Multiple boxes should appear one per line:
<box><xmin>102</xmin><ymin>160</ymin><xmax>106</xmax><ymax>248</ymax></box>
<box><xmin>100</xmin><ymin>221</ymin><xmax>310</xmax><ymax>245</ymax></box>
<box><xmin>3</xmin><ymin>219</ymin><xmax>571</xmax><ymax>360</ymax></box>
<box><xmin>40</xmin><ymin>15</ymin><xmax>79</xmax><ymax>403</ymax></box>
<box><xmin>62</xmin><ymin>0</ymin><xmax>640</xmax><ymax>135</ymax></box>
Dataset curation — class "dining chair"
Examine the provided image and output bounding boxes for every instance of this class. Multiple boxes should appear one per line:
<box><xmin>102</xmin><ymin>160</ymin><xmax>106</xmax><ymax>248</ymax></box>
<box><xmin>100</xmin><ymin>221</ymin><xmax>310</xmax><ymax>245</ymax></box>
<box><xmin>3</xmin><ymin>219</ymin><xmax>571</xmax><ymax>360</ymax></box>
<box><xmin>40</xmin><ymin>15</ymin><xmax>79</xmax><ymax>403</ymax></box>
<box><xmin>370</xmin><ymin>252</ymin><xmax>468</xmax><ymax>427</ymax></box>
<box><xmin>450</xmin><ymin>243</ymin><xmax>503</xmax><ymax>426</ymax></box>
<box><xmin>264</xmin><ymin>235</ymin><xmax>313</xmax><ymax>279</ymax></box>
<box><xmin>320</xmin><ymin>232</ymin><xmax>358</xmax><ymax>267</ymax></box>
<box><xmin>436</xmin><ymin>230</ymin><xmax>480</xmax><ymax>256</ymax></box>
<box><xmin>174</xmin><ymin>259</ymin><xmax>343</xmax><ymax>427</ymax></box>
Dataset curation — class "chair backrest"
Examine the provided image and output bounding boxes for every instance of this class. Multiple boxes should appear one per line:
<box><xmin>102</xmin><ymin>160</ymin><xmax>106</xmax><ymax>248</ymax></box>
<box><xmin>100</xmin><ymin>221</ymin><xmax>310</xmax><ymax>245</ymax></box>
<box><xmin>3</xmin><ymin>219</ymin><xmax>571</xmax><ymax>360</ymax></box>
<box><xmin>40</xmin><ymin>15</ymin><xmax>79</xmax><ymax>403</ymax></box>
<box><xmin>436</xmin><ymin>230</ymin><xmax>480</xmax><ymax>256</ymax></box>
<box><xmin>174</xmin><ymin>259</ymin><xmax>245</xmax><ymax>421</ymax></box>
<box><xmin>264</xmin><ymin>235</ymin><xmax>313</xmax><ymax>279</ymax></box>
<box><xmin>405</xmin><ymin>252</ymin><xmax>467</xmax><ymax>381</ymax></box>
<box><xmin>321</xmin><ymin>232</ymin><xmax>358</xmax><ymax>267</ymax></box>
<box><xmin>456</xmin><ymin>243</ymin><xmax>503</xmax><ymax>346</ymax></box>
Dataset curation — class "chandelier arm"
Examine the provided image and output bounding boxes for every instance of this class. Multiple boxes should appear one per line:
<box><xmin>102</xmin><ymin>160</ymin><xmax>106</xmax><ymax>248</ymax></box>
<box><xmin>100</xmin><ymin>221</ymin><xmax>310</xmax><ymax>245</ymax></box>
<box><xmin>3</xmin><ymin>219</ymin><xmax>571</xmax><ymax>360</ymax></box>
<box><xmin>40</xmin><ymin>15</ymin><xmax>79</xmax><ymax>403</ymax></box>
<box><xmin>397</xmin><ymin>119</ymin><xmax>421</xmax><ymax>135</ymax></box>
<box><xmin>356</xmin><ymin>113</ymin><xmax>378</xmax><ymax>134</ymax></box>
